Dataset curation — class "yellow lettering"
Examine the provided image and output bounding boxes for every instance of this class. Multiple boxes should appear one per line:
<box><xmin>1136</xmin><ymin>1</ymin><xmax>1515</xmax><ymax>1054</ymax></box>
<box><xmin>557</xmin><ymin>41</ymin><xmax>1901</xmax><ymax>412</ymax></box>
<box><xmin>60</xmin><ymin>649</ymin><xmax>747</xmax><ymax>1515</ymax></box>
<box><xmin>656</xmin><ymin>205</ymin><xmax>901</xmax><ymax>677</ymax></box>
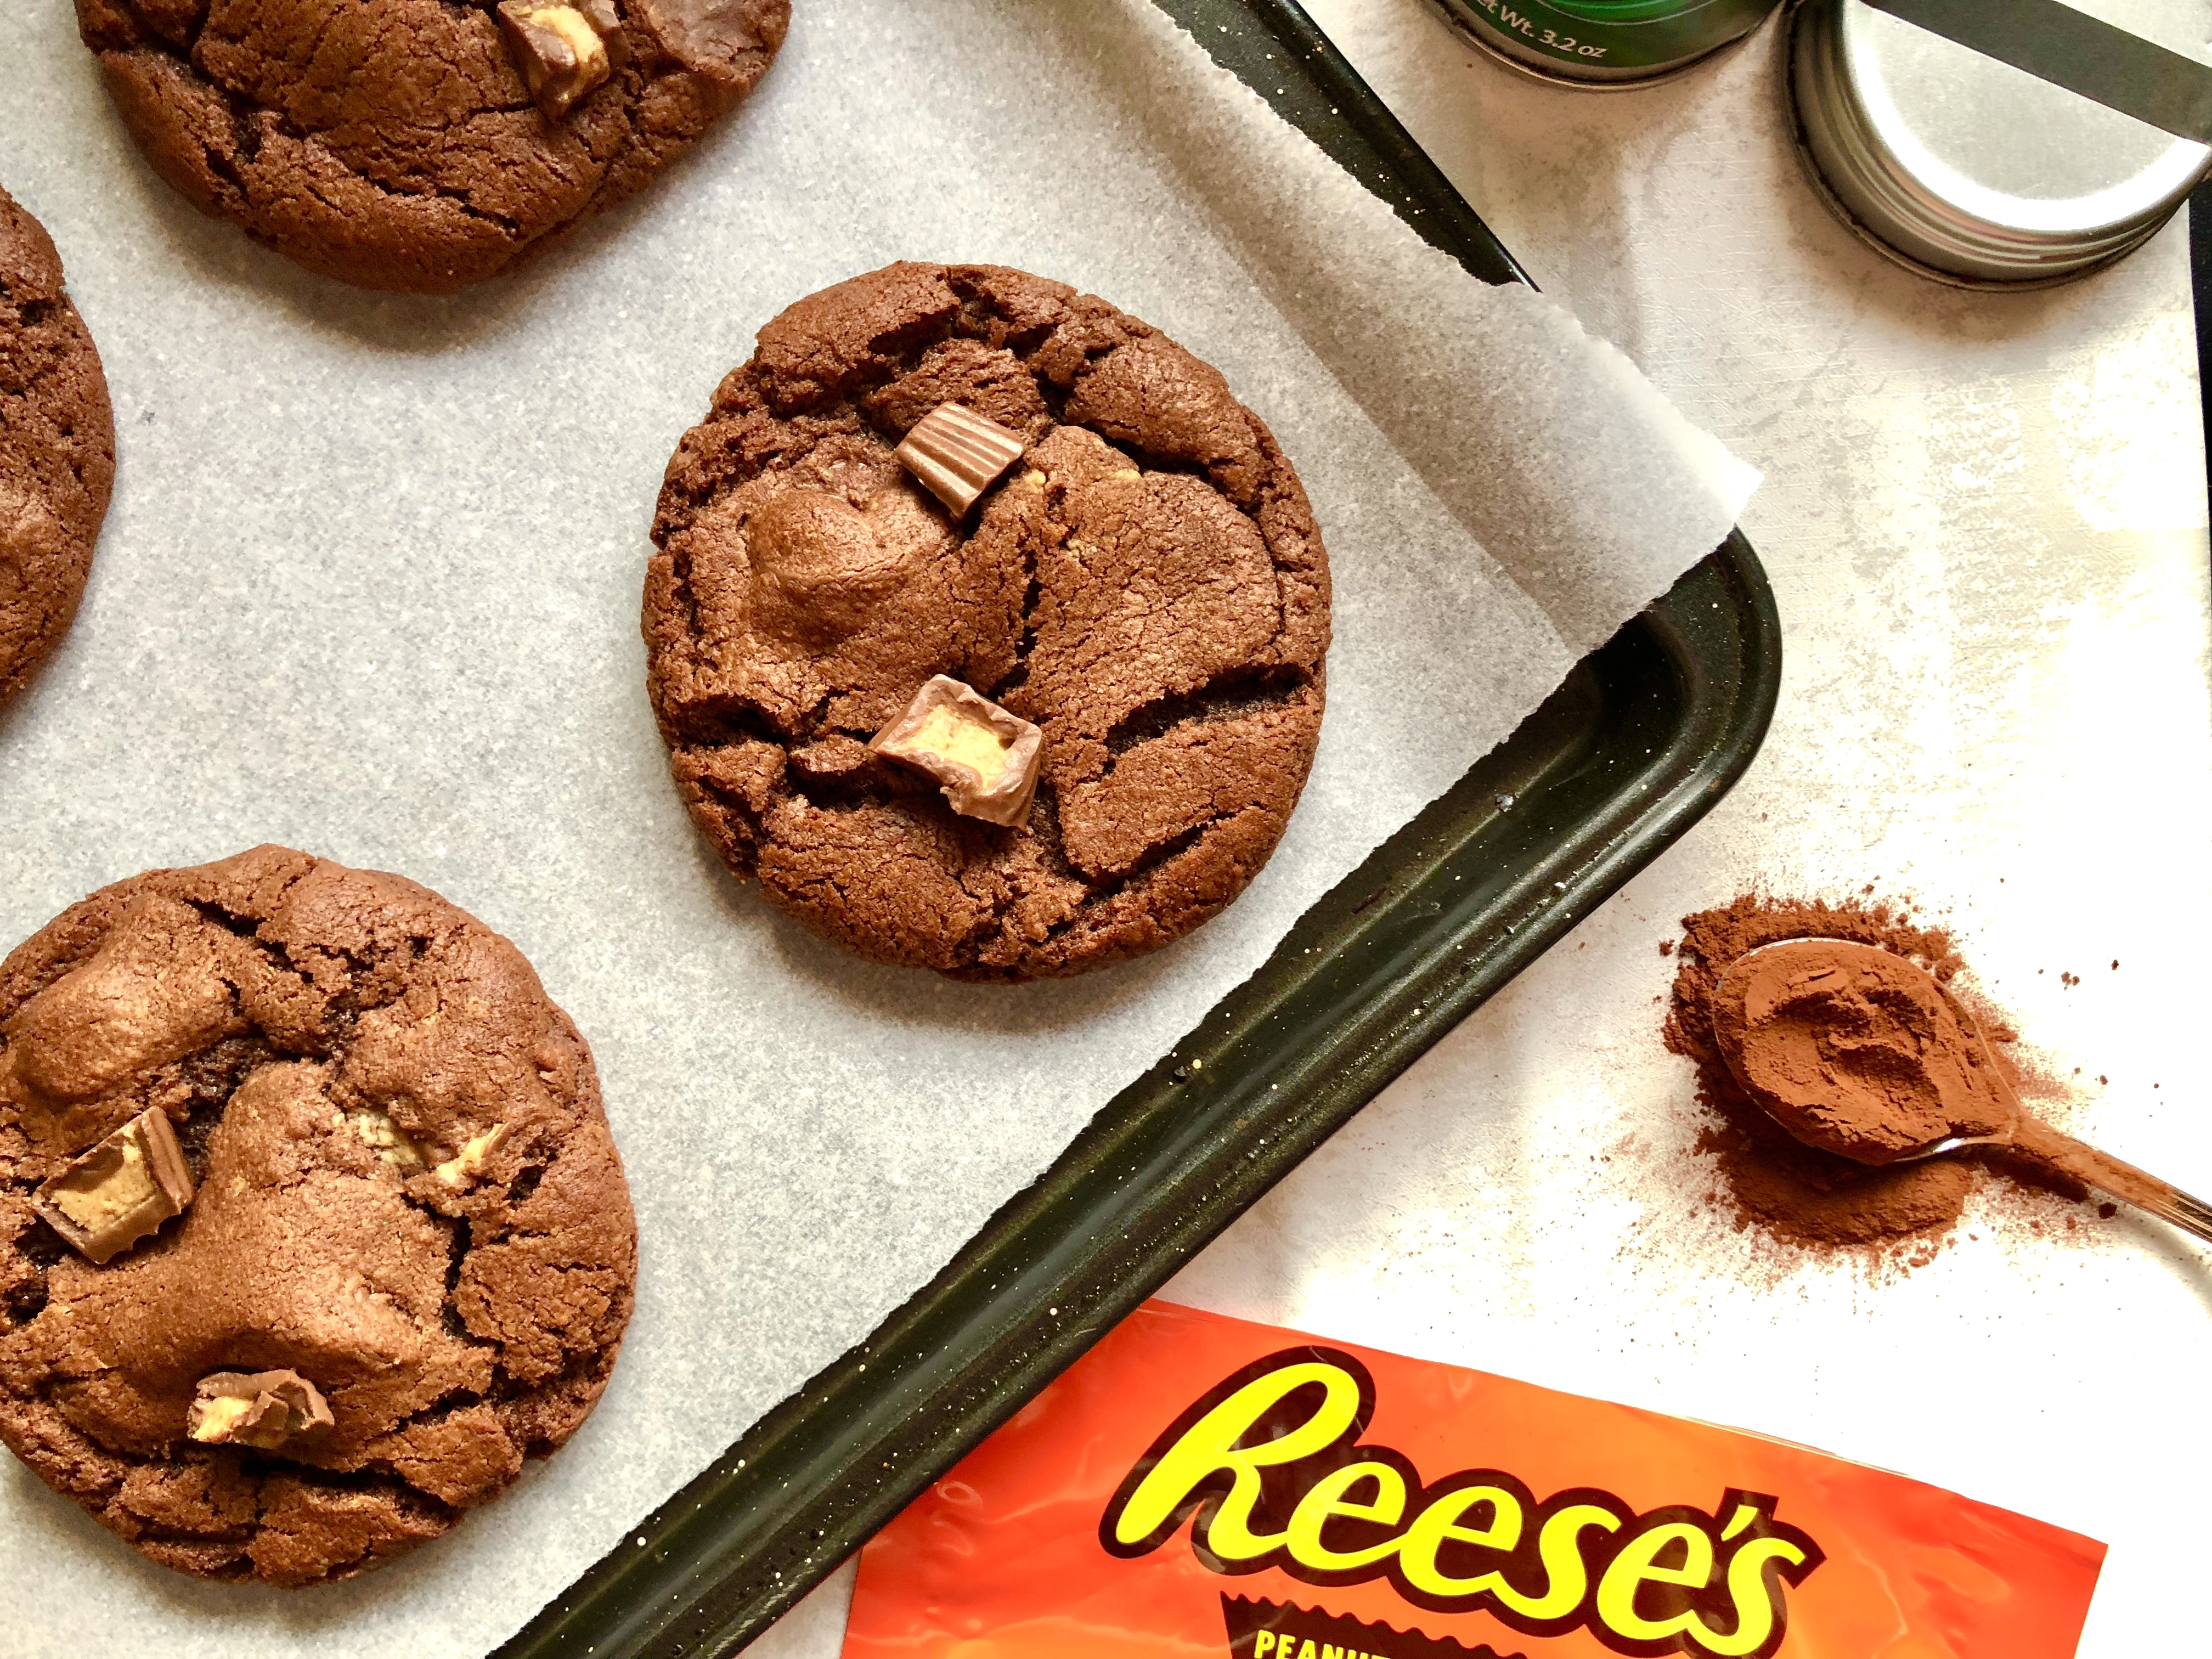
<box><xmin>1110</xmin><ymin>1353</ymin><xmax>1821</xmax><ymax>1659</ymax></box>
<box><xmin>1683</xmin><ymin>1536</ymin><xmax>1809</xmax><ymax>1657</ymax></box>
<box><xmin>1492</xmin><ymin>1502</ymin><xmax>1621</xmax><ymax>1621</ymax></box>
<box><xmin>1397</xmin><ymin>1484</ymin><xmax>1522</xmax><ymax>1599</ymax></box>
<box><xmin>1284</xmin><ymin>1461</ymin><xmax>1407</xmax><ymax>1572</ymax></box>
<box><xmin>1595</xmin><ymin>1521</ymin><xmax>1716</xmax><ymax>1643</ymax></box>
<box><xmin>1109</xmin><ymin>1361</ymin><xmax>1362</xmax><ymax>1560</ymax></box>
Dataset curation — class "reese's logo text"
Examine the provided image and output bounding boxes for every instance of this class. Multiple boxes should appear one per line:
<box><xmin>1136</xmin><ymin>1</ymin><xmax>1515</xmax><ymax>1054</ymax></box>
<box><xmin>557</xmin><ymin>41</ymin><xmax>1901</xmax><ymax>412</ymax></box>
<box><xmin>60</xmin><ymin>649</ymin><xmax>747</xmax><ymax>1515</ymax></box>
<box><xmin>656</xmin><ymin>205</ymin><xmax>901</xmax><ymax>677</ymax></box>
<box><xmin>1099</xmin><ymin>1348</ymin><xmax>1824</xmax><ymax>1659</ymax></box>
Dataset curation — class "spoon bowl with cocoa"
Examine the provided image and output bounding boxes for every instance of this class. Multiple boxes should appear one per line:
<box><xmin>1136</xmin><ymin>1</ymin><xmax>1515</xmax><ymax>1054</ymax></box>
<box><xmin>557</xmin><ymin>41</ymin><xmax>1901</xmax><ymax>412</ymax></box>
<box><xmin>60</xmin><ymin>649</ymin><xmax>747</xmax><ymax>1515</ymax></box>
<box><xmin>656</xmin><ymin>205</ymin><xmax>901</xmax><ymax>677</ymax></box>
<box><xmin>1711</xmin><ymin>939</ymin><xmax>2212</xmax><ymax>1244</ymax></box>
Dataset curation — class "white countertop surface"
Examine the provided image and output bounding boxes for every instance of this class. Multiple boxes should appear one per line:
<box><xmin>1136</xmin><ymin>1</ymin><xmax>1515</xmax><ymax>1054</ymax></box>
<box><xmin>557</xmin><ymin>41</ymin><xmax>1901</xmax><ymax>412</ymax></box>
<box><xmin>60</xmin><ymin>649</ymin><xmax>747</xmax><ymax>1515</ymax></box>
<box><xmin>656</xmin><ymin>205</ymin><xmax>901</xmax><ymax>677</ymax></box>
<box><xmin>774</xmin><ymin>5</ymin><xmax>2212</xmax><ymax>1657</ymax></box>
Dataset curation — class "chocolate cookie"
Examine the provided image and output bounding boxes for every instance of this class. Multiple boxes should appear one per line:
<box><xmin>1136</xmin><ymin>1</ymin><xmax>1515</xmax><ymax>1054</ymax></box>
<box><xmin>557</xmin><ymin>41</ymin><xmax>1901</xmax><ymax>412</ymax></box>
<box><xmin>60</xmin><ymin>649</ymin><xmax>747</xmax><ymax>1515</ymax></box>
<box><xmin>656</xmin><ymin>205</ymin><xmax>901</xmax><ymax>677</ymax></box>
<box><xmin>0</xmin><ymin>847</ymin><xmax>637</xmax><ymax>1586</ymax></box>
<box><xmin>645</xmin><ymin>262</ymin><xmax>1331</xmax><ymax>981</ymax></box>
<box><xmin>1</xmin><ymin>187</ymin><xmax>114</xmax><ymax>713</ymax></box>
<box><xmin>75</xmin><ymin>0</ymin><xmax>789</xmax><ymax>294</ymax></box>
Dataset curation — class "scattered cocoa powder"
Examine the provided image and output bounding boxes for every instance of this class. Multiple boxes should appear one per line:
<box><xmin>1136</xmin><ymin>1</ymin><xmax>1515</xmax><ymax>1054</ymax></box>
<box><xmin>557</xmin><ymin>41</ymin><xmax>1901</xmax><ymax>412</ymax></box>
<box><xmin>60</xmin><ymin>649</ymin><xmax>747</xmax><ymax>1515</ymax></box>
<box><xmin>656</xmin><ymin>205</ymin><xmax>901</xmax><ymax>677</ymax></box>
<box><xmin>1664</xmin><ymin>894</ymin><xmax>2089</xmax><ymax>1256</ymax></box>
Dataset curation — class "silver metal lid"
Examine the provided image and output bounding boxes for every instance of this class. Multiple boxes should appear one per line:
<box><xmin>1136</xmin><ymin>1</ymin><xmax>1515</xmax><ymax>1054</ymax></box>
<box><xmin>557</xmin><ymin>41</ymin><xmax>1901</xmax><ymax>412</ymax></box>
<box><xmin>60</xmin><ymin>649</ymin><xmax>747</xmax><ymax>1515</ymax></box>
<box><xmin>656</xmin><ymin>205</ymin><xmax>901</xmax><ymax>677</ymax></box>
<box><xmin>1788</xmin><ymin>0</ymin><xmax>2212</xmax><ymax>286</ymax></box>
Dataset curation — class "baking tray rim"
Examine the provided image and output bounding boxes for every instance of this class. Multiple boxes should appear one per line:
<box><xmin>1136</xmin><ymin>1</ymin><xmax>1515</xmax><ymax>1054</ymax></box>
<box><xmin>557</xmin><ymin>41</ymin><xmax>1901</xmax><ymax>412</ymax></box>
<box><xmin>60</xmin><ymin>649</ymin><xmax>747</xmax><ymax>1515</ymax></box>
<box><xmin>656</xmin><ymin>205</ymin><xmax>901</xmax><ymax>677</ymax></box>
<box><xmin>491</xmin><ymin>3</ymin><xmax>1784</xmax><ymax>1655</ymax></box>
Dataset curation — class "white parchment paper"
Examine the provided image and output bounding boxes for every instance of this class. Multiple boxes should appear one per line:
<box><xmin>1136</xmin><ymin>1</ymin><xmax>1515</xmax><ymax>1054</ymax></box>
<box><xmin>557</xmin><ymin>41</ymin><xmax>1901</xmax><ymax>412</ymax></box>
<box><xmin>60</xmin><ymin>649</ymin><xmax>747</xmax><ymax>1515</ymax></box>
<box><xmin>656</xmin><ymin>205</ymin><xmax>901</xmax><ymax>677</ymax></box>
<box><xmin>0</xmin><ymin>3</ymin><xmax>1753</xmax><ymax>1655</ymax></box>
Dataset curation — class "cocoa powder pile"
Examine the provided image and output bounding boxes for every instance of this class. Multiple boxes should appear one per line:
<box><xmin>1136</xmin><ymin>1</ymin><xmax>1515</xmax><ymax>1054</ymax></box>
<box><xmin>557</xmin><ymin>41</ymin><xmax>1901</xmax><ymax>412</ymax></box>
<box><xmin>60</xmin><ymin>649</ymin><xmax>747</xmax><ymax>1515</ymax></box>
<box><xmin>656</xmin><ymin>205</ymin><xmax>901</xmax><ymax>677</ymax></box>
<box><xmin>1664</xmin><ymin>894</ymin><xmax>2086</xmax><ymax>1255</ymax></box>
<box><xmin>1711</xmin><ymin>938</ymin><xmax>2012</xmax><ymax>1164</ymax></box>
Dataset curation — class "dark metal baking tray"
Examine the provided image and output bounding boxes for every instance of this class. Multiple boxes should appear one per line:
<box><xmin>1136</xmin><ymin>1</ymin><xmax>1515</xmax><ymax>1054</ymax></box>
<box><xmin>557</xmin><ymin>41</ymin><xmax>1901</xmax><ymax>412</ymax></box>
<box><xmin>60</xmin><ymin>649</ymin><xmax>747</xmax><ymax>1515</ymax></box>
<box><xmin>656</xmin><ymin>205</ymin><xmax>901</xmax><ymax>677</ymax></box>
<box><xmin>495</xmin><ymin>3</ymin><xmax>1781</xmax><ymax>1655</ymax></box>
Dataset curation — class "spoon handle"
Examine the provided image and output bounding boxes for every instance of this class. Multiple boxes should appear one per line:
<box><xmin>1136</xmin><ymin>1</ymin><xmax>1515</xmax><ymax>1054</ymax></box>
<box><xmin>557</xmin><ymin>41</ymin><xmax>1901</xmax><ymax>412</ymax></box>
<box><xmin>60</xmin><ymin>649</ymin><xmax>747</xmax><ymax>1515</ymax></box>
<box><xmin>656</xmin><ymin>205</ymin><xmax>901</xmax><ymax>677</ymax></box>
<box><xmin>2010</xmin><ymin>1117</ymin><xmax>2212</xmax><ymax>1246</ymax></box>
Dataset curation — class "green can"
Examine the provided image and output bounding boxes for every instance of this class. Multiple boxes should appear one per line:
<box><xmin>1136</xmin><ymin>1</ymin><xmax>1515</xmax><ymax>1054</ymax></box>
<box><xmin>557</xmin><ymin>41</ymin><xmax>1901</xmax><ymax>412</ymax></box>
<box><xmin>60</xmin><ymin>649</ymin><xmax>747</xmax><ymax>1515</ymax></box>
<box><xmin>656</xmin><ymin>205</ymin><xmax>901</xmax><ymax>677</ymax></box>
<box><xmin>1422</xmin><ymin>0</ymin><xmax>1782</xmax><ymax>84</ymax></box>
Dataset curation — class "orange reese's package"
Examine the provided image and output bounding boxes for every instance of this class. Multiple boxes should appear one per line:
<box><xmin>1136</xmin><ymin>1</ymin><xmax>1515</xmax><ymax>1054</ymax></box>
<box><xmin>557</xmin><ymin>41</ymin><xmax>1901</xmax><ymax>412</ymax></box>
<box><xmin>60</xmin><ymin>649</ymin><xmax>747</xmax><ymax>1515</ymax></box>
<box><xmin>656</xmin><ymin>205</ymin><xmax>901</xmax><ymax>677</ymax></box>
<box><xmin>842</xmin><ymin>1301</ymin><xmax>2102</xmax><ymax>1659</ymax></box>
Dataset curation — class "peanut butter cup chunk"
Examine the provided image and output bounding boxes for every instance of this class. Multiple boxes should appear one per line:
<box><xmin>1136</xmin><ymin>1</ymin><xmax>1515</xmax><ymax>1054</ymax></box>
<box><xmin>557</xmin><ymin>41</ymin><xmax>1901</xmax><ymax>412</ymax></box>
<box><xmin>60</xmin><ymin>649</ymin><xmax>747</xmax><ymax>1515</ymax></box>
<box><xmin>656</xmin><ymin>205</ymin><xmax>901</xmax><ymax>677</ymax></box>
<box><xmin>188</xmin><ymin>1369</ymin><xmax>335</xmax><ymax>1451</ymax></box>
<box><xmin>871</xmin><ymin>675</ymin><xmax>1043</xmax><ymax>828</ymax></box>
<box><xmin>896</xmin><ymin>403</ymin><xmax>1027</xmax><ymax>517</ymax></box>
<box><xmin>498</xmin><ymin>0</ymin><xmax>627</xmax><ymax>119</ymax></box>
<box><xmin>30</xmin><ymin>1107</ymin><xmax>195</xmax><ymax>1263</ymax></box>
<box><xmin>0</xmin><ymin>847</ymin><xmax>637</xmax><ymax>1586</ymax></box>
<box><xmin>74</xmin><ymin>0</ymin><xmax>789</xmax><ymax>293</ymax></box>
<box><xmin>645</xmin><ymin>262</ymin><xmax>1332</xmax><ymax>981</ymax></box>
<box><xmin>0</xmin><ymin>185</ymin><xmax>114</xmax><ymax>712</ymax></box>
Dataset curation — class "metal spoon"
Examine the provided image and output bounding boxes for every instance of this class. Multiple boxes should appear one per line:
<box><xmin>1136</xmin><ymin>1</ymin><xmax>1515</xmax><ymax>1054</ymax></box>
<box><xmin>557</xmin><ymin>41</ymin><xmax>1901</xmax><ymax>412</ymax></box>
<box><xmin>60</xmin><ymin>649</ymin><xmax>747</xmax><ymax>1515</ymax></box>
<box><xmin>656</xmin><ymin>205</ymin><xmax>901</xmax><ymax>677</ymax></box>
<box><xmin>1712</xmin><ymin>938</ymin><xmax>2212</xmax><ymax>1245</ymax></box>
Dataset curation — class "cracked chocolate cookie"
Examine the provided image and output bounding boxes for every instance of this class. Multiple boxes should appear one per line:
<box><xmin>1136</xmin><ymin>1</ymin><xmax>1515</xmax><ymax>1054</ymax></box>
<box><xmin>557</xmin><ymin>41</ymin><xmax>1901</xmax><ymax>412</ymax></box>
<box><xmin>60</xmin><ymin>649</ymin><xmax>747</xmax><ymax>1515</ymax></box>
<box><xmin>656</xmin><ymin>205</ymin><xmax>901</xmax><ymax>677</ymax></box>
<box><xmin>0</xmin><ymin>847</ymin><xmax>637</xmax><ymax>1586</ymax></box>
<box><xmin>75</xmin><ymin>0</ymin><xmax>789</xmax><ymax>294</ymax></box>
<box><xmin>645</xmin><ymin>262</ymin><xmax>1331</xmax><ymax>981</ymax></box>
<box><xmin>1</xmin><ymin>186</ymin><xmax>114</xmax><ymax>713</ymax></box>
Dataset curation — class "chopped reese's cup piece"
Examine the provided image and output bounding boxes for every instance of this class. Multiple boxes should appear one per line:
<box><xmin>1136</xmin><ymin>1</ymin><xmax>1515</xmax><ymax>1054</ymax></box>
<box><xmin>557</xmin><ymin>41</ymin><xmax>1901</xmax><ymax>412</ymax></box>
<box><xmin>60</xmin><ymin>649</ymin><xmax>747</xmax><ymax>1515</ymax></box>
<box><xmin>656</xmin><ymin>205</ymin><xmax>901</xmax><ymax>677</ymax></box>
<box><xmin>895</xmin><ymin>403</ymin><xmax>1027</xmax><ymax>517</ymax></box>
<box><xmin>497</xmin><ymin>0</ymin><xmax>624</xmax><ymax>119</ymax></box>
<box><xmin>436</xmin><ymin>1124</ymin><xmax>510</xmax><ymax>1186</ymax></box>
<box><xmin>188</xmin><ymin>1369</ymin><xmax>336</xmax><ymax>1452</ymax></box>
<box><xmin>870</xmin><ymin>675</ymin><xmax>1043</xmax><ymax>828</ymax></box>
<box><xmin>344</xmin><ymin>1106</ymin><xmax>427</xmax><ymax>1170</ymax></box>
<box><xmin>31</xmin><ymin>1107</ymin><xmax>195</xmax><ymax>1265</ymax></box>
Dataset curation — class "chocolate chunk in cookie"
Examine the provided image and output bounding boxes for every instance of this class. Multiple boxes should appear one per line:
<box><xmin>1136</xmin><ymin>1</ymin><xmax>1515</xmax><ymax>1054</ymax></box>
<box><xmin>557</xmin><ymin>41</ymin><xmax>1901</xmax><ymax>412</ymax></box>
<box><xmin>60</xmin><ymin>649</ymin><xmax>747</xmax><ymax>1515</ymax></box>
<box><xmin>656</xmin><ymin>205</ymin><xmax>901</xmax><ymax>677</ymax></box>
<box><xmin>0</xmin><ymin>847</ymin><xmax>638</xmax><ymax>1586</ymax></box>
<box><xmin>75</xmin><ymin>0</ymin><xmax>790</xmax><ymax>292</ymax></box>
<box><xmin>0</xmin><ymin>185</ymin><xmax>114</xmax><ymax>712</ymax></box>
<box><xmin>644</xmin><ymin>262</ymin><xmax>1332</xmax><ymax>981</ymax></box>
